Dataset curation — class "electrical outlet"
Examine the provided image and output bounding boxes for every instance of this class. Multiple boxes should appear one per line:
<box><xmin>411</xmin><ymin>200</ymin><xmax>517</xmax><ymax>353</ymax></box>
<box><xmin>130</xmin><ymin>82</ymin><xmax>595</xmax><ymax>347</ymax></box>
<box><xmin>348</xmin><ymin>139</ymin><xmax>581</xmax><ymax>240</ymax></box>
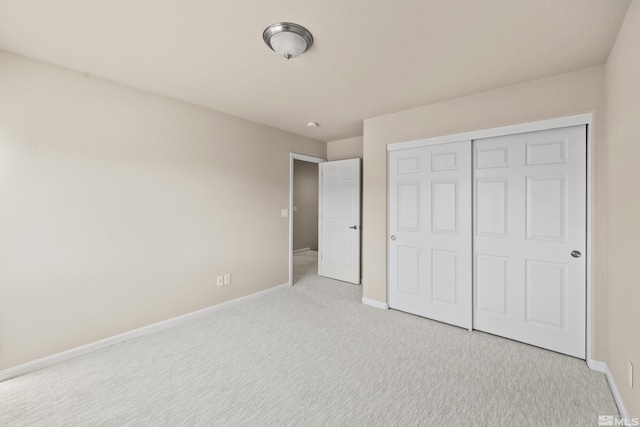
<box><xmin>216</xmin><ymin>276</ymin><xmax>224</xmax><ymax>287</ymax></box>
<box><xmin>224</xmin><ymin>274</ymin><xmax>231</xmax><ymax>285</ymax></box>
<box><xmin>629</xmin><ymin>361</ymin><xmax>634</xmax><ymax>388</ymax></box>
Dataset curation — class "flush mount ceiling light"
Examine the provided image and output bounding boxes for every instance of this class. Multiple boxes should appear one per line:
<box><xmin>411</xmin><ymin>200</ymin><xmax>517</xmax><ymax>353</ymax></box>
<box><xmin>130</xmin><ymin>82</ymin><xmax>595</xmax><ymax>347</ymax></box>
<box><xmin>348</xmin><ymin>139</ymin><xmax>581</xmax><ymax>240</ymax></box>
<box><xmin>263</xmin><ymin>22</ymin><xmax>313</xmax><ymax>60</ymax></box>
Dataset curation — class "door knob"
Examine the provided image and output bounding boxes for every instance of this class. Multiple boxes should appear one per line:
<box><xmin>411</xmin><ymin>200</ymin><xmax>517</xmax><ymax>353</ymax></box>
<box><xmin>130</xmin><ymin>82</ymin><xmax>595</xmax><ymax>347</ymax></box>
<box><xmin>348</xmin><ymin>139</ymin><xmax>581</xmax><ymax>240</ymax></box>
<box><xmin>571</xmin><ymin>250</ymin><xmax>581</xmax><ymax>258</ymax></box>
<box><xmin>391</xmin><ymin>235</ymin><xmax>396</xmax><ymax>241</ymax></box>
<box><xmin>349</xmin><ymin>225</ymin><xmax>359</xmax><ymax>230</ymax></box>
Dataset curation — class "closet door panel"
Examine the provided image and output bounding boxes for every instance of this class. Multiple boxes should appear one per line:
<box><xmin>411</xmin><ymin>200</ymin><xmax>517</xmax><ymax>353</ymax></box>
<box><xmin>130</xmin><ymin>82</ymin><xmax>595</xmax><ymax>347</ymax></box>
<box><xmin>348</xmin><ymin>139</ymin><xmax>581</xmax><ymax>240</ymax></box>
<box><xmin>473</xmin><ymin>125</ymin><xmax>586</xmax><ymax>358</ymax></box>
<box><xmin>389</xmin><ymin>141</ymin><xmax>472</xmax><ymax>329</ymax></box>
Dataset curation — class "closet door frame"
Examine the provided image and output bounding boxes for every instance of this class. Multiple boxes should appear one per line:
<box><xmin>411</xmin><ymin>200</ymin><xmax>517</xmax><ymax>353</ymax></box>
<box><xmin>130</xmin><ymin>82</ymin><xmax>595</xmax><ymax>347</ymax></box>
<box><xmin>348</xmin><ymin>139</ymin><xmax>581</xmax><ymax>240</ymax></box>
<box><xmin>387</xmin><ymin>113</ymin><xmax>594</xmax><ymax>362</ymax></box>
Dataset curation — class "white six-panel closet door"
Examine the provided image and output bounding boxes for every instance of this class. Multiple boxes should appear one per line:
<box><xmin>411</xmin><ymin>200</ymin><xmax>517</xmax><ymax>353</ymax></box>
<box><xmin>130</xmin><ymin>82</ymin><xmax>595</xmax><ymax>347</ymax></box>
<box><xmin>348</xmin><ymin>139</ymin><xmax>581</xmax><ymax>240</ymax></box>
<box><xmin>388</xmin><ymin>141</ymin><xmax>472</xmax><ymax>329</ymax></box>
<box><xmin>473</xmin><ymin>125</ymin><xmax>587</xmax><ymax>358</ymax></box>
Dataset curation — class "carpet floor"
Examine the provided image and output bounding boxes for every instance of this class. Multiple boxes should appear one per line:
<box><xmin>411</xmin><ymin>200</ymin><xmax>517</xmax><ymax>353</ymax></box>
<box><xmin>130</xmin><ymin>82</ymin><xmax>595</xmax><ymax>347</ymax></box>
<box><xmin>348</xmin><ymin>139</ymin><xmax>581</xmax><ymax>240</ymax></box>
<box><xmin>0</xmin><ymin>250</ymin><xmax>618</xmax><ymax>426</ymax></box>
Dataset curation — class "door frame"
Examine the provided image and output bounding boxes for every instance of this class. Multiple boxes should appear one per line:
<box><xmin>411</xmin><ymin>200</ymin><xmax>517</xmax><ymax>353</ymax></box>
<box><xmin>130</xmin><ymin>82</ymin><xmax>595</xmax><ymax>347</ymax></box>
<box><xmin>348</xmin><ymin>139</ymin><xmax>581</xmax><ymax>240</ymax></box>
<box><xmin>289</xmin><ymin>153</ymin><xmax>326</xmax><ymax>286</ymax></box>
<box><xmin>387</xmin><ymin>113</ymin><xmax>594</xmax><ymax>362</ymax></box>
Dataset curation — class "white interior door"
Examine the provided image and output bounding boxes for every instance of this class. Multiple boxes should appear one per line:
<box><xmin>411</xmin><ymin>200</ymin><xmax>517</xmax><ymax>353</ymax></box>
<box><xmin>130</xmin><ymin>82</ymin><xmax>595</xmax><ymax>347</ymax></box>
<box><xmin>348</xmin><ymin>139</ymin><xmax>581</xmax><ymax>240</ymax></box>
<box><xmin>320</xmin><ymin>159</ymin><xmax>361</xmax><ymax>284</ymax></box>
<box><xmin>473</xmin><ymin>125</ymin><xmax>586</xmax><ymax>358</ymax></box>
<box><xmin>388</xmin><ymin>141</ymin><xmax>472</xmax><ymax>329</ymax></box>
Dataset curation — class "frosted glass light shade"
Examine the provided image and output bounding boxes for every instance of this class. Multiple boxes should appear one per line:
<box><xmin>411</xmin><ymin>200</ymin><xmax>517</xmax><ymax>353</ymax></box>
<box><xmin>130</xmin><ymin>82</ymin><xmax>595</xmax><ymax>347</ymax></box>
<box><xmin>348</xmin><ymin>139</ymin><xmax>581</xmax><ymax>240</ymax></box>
<box><xmin>263</xmin><ymin>22</ymin><xmax>313</xmax><ymax>60</ymax></box>
<box><xmin>270</xmin><ymin>32</ymin><xmax>307</xmax><ymax>59</ymax></box>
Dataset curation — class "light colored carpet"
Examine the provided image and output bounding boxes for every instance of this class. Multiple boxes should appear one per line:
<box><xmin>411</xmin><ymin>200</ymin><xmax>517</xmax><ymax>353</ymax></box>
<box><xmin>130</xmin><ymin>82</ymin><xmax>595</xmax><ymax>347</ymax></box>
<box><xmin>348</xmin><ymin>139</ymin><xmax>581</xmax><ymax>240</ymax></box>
<box><xmin>292</xmin><ymin>249</ymin><xmax>318</xmax><ymax>285</ymax></box>
<box><xmin>0</xmin><ymin>250</ymin><xmax>618</xmax><ymax>426</ymax></box>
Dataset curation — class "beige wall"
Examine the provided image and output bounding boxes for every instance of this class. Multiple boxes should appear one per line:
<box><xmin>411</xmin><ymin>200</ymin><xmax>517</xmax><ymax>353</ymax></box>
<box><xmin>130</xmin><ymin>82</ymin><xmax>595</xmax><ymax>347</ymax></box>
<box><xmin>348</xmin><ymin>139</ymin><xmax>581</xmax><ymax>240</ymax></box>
<box><xmin>362</xmin><ymin>65</ymin><xmax>607</xmax><ymax>361</ymax></box>
<box><xmin>0</xmin><ymin>50</ymin><xmax>326</xmax><ymax>370</ymax></box>
<box><xmin>605</xmin><ymin>0</ymin><xmax>640</xmax><ymax>416</ymax></box>
<box><xmin>293</xmin><ymin>160</ymin><xmax>319</xmax><ymax>251</ymax></box>
<box><xmin>327</xmin><ymin>136</ymin><xmax>363</xmax><ymax>161</ymax></box>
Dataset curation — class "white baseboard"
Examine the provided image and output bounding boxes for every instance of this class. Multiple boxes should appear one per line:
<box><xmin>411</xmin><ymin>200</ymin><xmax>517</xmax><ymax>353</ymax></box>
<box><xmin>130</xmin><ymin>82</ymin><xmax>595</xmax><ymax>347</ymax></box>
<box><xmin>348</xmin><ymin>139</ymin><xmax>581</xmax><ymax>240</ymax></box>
<box><xmin>588</xmin><ymin>359</ymin><xmax>629</xmax><ymax>419</ymax></box>
<box><xmin>0</xmin><ymin>282</ymin><xmax>290</xmax><ymax>383</ymax></box>
<box><xmin>362</xmin><ymin>297</ymin><xmax>389</xmax><ymax>310</ymax></box>
<box><xmin>293</xmin><ymin>247</ymin><xmax>312</xmax><ymax>253</ymax></box>
<box><xmin>605</xmin><ymin>364</ymin><xmax>630</xmax><ymax>420</ymax></box>
<box><xmin>587</xmin><ymin>358</ymin><xmax>607</xmax><ymax>373</ymax></box>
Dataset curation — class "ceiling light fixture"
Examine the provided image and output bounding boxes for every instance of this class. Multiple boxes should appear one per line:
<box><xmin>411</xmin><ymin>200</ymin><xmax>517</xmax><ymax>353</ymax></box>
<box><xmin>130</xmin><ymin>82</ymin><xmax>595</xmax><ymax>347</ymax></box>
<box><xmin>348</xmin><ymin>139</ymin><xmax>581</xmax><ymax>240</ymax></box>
<box><xmin>263</xmin><ymin>22</ymin><xmax>313</xmax><ymax>60</ymax></box>
<box><xmin>307</xmin><ymin>122</ymin><xmax>319</xmax><ymax>128</ymax></box>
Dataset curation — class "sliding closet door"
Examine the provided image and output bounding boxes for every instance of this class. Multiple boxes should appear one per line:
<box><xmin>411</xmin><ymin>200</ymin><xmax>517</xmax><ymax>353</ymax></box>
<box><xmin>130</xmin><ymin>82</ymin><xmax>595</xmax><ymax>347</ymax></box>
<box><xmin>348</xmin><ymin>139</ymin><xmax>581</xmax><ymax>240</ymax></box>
<box><xmin>388</xmin><ymin>141</ymin><xmax>472</xmax><ymax>329</ymax></box>
<box><xmin>473</xmin><ymin>125</ymin><xmax>586</xmax><ymax>358</ymax></box>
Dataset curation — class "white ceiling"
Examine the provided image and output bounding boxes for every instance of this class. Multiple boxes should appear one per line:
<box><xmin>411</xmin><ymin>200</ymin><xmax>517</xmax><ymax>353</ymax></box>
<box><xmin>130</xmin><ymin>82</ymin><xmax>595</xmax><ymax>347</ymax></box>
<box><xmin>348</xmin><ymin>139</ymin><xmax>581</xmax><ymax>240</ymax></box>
<box><xmin>0</xmin><ymin>0</ymin><xmax>631</xmax><ymax>142</ymax></box>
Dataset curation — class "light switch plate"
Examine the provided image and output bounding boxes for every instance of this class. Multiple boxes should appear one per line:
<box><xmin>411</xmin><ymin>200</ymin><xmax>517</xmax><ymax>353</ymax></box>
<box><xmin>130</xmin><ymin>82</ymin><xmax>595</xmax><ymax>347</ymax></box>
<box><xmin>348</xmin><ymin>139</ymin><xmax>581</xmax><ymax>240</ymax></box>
<box><xmin>216</xmin><ymin>276</ymin><xmax>224</xmax><ymax>287</ymax></box>
<box><xmin>224</xmin><ymin>274</ymin><xmax>231</xmax><ymax>285</ymax></box>
<box><xmin>281</xmin><ymin>209</ymin><xmax>288</xmax><ymax>218</ymax></box>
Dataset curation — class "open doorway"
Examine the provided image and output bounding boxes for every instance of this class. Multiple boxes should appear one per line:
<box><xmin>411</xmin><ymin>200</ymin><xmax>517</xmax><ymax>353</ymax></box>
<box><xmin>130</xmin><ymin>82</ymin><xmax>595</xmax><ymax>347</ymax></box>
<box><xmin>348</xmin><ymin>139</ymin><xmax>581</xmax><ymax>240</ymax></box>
<box><xmin>289</xmin><ymin>153</ymin><xmax>325</xmax><ymax>285</ymax></box>
<box><xmin>292</xmin><ymin>159</ymin><xmax>319</xmax><ymax>284</ymax></box>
